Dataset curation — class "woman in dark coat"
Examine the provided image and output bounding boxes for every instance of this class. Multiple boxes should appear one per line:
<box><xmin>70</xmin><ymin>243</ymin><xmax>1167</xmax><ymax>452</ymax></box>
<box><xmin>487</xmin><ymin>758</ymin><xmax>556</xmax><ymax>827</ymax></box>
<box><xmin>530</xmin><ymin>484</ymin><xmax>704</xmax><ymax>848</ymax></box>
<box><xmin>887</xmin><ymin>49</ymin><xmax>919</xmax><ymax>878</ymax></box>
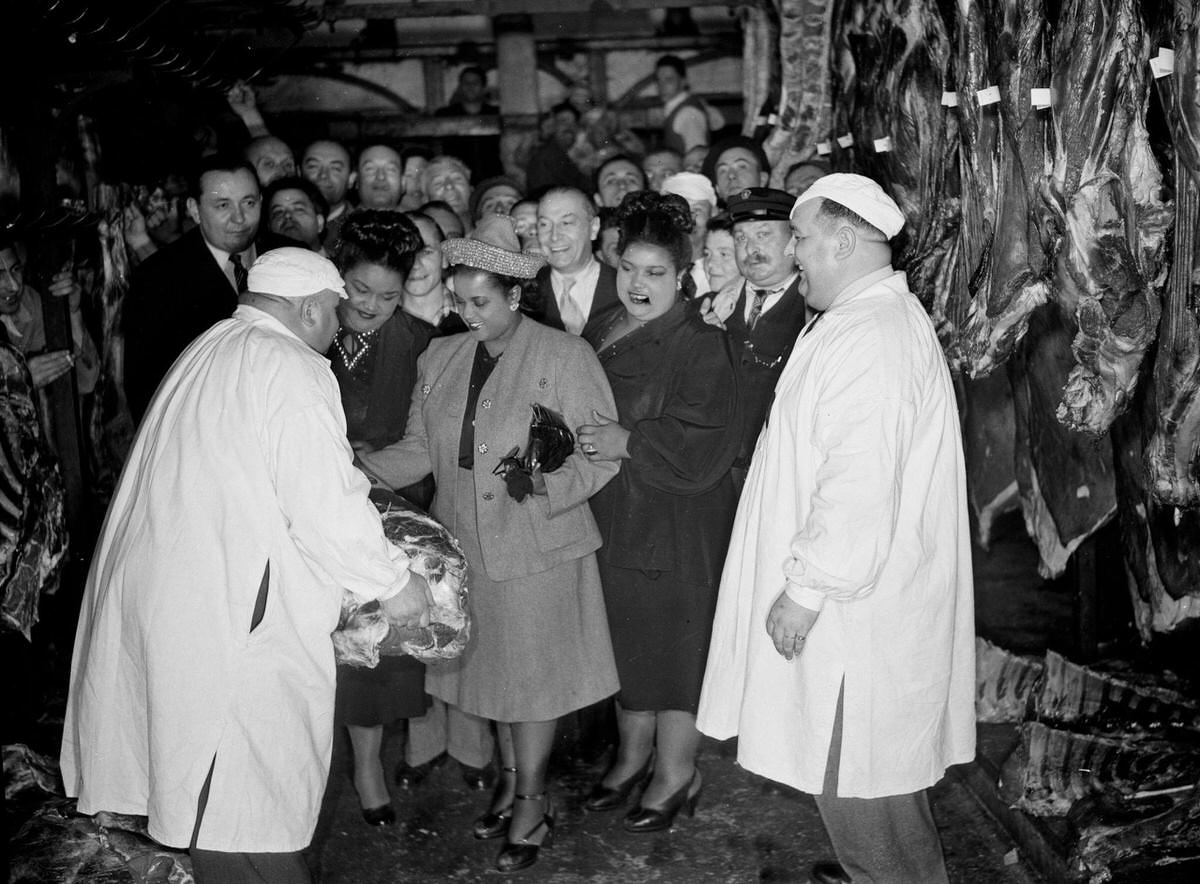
<box><xmin>329</xmin><ymin>210</ymin><xmax>431</xmax><ymax>825</ymax></box>
<box><xmin>578</xmin><ymin>190</ymin><xmax>741</xmax><ymax>833</ymax></box>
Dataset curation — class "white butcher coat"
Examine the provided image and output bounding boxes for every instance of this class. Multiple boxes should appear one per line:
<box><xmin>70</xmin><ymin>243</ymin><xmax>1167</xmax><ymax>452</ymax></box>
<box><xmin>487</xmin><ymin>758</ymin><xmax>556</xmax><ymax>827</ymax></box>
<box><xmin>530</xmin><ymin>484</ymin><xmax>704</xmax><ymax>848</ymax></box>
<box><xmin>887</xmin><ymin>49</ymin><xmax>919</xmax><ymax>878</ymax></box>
<box><xmin>696</xmin><ymin>268</ymin><xmax>976</xmax><ymax>798</ymax></box>
<box><xmin>60</xmin><ymin>306</ymin><xmax>413</xmax><ymax>851</ymax></box>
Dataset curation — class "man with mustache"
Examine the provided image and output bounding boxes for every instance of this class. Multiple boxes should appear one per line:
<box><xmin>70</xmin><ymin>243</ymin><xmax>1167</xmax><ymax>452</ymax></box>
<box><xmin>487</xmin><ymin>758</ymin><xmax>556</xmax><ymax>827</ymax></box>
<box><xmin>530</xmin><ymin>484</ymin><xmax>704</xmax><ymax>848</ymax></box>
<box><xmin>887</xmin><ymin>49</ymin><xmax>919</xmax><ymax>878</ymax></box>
<box><xmin>701</xmin><ymin>187</ymin><xmax>809</xmax><ymax>492</ymax></box>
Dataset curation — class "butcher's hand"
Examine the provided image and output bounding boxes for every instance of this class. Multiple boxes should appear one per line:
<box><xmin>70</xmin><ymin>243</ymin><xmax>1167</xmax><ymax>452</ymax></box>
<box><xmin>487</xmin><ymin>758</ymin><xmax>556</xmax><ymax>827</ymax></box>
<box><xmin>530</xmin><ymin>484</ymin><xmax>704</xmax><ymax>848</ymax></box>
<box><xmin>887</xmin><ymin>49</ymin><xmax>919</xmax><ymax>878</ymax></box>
<box><xmin>765</xmin><ymin>588</ymin><xmax>819</xmax><ymax>661</ymax></box>
<box><xmin>380</xmin><ymin>571</ymin><xmax>434</xmax><ymax>629</ymax></box>
<box><xmin>577</xmin><ymin>410</ymin><xmax>629</xmax><ymax>461</ymax></box>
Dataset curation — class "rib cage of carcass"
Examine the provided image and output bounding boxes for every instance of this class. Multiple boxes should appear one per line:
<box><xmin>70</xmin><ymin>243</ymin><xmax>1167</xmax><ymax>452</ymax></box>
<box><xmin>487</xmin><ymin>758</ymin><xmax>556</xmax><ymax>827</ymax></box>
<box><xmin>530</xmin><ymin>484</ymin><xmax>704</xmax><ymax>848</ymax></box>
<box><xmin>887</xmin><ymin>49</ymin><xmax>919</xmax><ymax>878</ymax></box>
<box><xmin>334</xmin><ymin>492</ymin><xmax>470</xmax><ymax>666</ymax></box>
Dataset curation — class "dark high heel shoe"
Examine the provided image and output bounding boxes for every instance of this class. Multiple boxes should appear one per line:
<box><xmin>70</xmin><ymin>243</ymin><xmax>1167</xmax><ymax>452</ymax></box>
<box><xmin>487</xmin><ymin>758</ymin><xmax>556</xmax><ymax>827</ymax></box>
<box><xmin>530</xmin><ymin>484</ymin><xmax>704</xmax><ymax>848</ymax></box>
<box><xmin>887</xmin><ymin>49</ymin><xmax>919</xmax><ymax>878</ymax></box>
<box><xmin>584</xmin><ymin>755</ymin><xmax>654</xmax><ymax>812</ymax></box>
<box><xmin>360</xmin><ymin>803</ymin><xmax>395</xmax><ymax>826</ymax></box>
<box><xmin>496</xmin><ymin>792</ymin><xmax>555</xmax><ymax>874</ymax></box>
<box><xmin>622</xmin><ymin>769</ymin><xmax>701</xmax><ymax>833</ymax></box>
<box><xmin>473</xmin><ymin>765</ymin><xmax>517</xmax><ymax>840</ymax></box>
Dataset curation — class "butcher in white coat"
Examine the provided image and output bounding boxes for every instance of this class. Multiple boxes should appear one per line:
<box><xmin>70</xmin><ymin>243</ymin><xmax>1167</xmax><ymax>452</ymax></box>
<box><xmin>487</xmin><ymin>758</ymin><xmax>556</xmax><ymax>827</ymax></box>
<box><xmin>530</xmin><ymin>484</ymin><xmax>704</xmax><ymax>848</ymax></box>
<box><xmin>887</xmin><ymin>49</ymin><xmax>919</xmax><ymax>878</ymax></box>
<box><xmin>696</xmin><ymin>175</ymin><xmax>975</xmax><ymax>884</ymax></box>
<box><xmin>61</xmin><ymin>248</ymin><xmax>432</xmax><ymax>883</ymax></box>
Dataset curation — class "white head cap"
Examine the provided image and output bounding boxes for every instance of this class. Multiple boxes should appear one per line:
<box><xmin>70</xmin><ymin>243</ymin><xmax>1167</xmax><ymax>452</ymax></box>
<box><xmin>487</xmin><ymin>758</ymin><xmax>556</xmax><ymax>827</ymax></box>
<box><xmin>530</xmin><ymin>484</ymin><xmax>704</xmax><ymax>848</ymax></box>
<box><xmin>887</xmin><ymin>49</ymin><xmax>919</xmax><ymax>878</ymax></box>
<box><xmin>661</xmin><ymin>171</ymin><xmax>718</xmax><ymax>209</ymax></box>
<box><xmin>246</xmin><ymin>247</ymin><xmax>348</xmax><ymax>299</ymax></box>
<box><xmin>791</xmin><ymin>173</ymin><xmax>906</xmax><ymax>239</ymax></box>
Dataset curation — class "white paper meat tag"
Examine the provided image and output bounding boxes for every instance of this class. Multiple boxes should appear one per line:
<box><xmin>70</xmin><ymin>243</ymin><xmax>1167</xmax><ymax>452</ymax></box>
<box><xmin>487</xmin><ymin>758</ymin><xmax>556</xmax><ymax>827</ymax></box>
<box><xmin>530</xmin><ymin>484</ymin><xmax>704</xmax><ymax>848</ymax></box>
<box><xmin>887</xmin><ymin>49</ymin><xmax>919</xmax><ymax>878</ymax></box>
<box><xmin>873</xmin><ymin>136</ymin><xmax>892</xmax><ymax>153</ymax></box>
<box><xmin>1150</xmin><ymin>48</ymin><xmax>1174</xmax><ymax>78</ymax></box>
<box><xmin>837</xmin><ymin>133</ymin><xmax>855</xmax><ymax>148</ymax></box>
<box><xmin>941</xmin><ymin>91</ymin><xmax>959</xmax><ymax>107</ymax></box>
<box><xmin>1030</xmin><ymin>88</ymin><xmax>1052</xmax><ymax>109</ymax></box>
<box><xmin>816</xmin><ymin>141</ymin><xmax>832</xmax><ymax>156</ymax></box>
<box><xmin>977</xmin><ymin>85</ymin><xmax>1002</xmax><ymax>106</ymax></box>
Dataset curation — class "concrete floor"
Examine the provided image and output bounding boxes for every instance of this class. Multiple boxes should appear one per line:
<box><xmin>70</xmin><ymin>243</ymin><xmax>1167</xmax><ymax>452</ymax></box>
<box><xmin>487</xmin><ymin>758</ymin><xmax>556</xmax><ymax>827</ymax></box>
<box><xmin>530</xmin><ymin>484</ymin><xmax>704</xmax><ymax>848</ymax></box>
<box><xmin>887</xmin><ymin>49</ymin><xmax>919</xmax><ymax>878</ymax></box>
<box><xmin>310</xmin><ymin>730</ymin><xmax>1041</xmax><ymax>883</ymax></box>
<box><xmin>297</xmin><ymin>505</ymin><xmax>1063</xmax><ymax>884</ymax></box>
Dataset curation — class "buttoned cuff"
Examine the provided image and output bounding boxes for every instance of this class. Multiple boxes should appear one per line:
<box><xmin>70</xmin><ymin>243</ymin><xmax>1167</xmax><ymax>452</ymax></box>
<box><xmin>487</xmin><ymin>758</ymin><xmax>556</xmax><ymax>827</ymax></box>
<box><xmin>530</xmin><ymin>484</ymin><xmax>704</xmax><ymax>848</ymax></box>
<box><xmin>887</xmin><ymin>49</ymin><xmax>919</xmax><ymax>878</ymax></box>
<box><xmin>784</xmin><ymin>582</ymin><xmax>825</xmax><ymax>612</ymax></box>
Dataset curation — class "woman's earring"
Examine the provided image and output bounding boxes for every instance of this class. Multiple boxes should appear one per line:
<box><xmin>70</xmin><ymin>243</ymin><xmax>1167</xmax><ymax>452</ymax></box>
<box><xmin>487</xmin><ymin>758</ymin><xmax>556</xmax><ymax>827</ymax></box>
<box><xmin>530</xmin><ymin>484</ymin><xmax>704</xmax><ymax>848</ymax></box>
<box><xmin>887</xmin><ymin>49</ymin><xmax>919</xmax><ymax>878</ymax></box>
<box><xmin>509</xmin><ymin>302</ymin><xmax>519</xmax><ymax>311</ymax></box>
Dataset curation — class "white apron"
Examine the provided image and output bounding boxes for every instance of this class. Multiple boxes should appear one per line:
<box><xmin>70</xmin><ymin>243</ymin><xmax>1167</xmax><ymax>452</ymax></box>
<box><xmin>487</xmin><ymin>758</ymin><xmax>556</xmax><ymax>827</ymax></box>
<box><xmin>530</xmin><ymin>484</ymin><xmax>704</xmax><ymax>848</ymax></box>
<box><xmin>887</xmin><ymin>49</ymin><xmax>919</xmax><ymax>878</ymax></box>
<box><xmin>61</xmin><ymin>306</ymin><xmax>412</xmax><ymax>851</ymax></box>
<box><xmin>697</xmin><ymin>270</ymin><xmax>976</xmax><ymax>798</ymax></box>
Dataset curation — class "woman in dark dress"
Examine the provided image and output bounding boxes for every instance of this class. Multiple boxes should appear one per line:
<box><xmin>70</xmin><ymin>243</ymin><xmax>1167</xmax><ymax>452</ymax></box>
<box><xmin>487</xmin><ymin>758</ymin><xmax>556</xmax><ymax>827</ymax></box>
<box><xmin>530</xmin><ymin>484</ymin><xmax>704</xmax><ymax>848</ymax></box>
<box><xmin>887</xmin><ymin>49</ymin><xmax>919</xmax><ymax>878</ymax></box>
<box><xmin>329</xmin><ymin>210</ymin><xmax>431</xmax><ymax>825</ymax></box>
<box><xmin>578</xmin><ymin>191</ymin><xmax>741</xmax><ymax>833</ymax></box>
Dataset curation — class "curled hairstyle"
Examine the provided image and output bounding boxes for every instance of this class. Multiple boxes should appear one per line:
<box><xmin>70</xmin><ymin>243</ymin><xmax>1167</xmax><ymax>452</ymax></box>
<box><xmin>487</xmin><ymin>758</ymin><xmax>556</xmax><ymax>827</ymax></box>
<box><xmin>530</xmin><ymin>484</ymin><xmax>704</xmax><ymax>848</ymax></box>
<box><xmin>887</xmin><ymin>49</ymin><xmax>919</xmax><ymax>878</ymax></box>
<box><xmin>615</xmin><ymin>191</ymin><xmax>695</xmax><ymax>294</ymax></box>
<box><xmin>333</xmin><ymin>209</ymin><xmax>423</xmax><ymax>278</ymax></box>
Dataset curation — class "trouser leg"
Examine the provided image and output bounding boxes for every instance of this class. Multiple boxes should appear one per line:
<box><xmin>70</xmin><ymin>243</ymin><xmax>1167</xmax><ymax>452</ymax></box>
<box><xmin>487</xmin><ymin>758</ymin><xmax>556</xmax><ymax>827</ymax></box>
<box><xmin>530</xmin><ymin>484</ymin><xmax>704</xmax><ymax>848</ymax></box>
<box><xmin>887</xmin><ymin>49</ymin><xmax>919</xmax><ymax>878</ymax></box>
<box><xmin>446</xmin><ymin>704</ymin><xmax>495</xmax><ymax>769</ymax></box>
<box><xmin>813</xmin><ymin>685</ymin><xmax>949</xmax><ymax>884</ymax></box>
<box><xmin>406</xmin><ymin>697</ymin><xmax>494</xmax><ymax>769</ymax></box>
<box><xmin>190</xmin><ymin>759</ymin><xmax>311</xmax><ymax>884</ymax></box>
<box><xmin>405</xmin><ymin>697</ymin><xmax>449</xmax><ymax>766</ymax></box>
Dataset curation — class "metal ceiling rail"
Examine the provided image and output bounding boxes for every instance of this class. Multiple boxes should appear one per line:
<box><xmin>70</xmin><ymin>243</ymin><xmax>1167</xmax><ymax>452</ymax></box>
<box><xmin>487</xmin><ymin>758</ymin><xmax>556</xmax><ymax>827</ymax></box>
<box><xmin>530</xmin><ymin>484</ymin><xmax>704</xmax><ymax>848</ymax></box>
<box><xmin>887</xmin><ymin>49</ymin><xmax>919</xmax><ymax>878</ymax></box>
<box><xmin>317</xmin><ymin>0</ymin><xmax>754</xmax><ymax>20</ymax></box>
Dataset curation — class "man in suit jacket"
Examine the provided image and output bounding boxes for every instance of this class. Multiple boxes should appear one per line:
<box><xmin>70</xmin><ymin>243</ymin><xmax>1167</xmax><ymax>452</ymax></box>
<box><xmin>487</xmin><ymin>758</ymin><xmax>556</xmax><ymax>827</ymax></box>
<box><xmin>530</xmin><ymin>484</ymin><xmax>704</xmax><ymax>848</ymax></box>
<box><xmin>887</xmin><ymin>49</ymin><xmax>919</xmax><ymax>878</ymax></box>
<box><xmin>123</xmin><ymin>156</ymin><xmax>295</xmax><ymax>423</ymax></box>
<box><xmin>532</xmin><ymin>187</ymin><xmax>620</xmax><ymax>338</ymax></box>
<box><xmin>704</xmin><ymin>187</ymin><xmax>809</xmax><ymax>491</ymax></box>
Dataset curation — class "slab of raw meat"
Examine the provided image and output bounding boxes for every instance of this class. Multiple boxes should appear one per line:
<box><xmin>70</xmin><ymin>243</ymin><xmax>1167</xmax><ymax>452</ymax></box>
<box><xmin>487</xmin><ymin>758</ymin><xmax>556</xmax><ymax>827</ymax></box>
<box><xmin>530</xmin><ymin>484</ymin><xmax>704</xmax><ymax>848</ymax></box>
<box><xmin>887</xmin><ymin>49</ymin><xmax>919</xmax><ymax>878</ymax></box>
<box><xmin>1008</xmin><ymin>304</ymin><xmax>1116</xmax><ymax>578</ymax></box>
<box><xmin>1041</xmin><ymin>0</ymin><xmax>1173</xmax><ymax>435</ymax></box>
<box><xmin>1146</xmin><ymin>3</ymin><xmax>1200</xmax><ymax>507</ymax></box>
<box><xmin>333</xmin><ymin>490</ymin><xmax>470</xmax><ymax>667</ymax></box>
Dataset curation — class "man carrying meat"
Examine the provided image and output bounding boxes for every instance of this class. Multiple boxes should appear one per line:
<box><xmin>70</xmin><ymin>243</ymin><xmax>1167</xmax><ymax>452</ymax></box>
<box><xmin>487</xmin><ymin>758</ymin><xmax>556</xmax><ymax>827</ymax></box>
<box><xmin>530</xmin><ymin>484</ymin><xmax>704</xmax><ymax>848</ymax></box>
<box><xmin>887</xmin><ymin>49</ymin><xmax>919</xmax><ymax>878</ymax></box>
<box><xmin>698</xmin><ymin>175</ymin><xmax>975</xmax><ymax>884</ymax></box>
<box><xmin>61</xmin><ymin>248</ymin><xmax>433</xmax><ymax>884</ymax></box>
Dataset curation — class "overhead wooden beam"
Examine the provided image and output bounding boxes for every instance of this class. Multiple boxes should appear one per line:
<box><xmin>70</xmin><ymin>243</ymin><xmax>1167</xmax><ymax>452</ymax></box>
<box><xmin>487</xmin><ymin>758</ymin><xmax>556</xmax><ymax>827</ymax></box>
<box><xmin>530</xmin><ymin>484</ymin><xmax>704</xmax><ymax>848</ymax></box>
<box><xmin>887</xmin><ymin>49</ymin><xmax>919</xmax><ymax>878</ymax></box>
<box><xmin>320</xmin><ymin>0</ymin><xmax>751</xmax><ymax>21</ymax></box>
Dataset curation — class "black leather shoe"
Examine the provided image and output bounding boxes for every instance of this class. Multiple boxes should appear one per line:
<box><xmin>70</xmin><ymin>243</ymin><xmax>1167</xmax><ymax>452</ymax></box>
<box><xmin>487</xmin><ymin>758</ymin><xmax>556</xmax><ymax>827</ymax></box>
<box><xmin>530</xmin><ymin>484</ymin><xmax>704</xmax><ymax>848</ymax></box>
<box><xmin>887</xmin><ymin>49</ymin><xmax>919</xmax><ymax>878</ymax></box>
<box><xmin>583</xmin><ymin>755</ymin><xmax>653</xmax><ymax>812</ymax></box>
<box><xmin>474</xmin><ymin>766</ymin><xmax>517</xmax><ymax>840</ymax></box>
<box><xmin>460</xmin><ymin>762</ymin><xmax>496</xmax><ymax>792</ymax></box>
<box><xmin>496</xmin><ymin>793</ymin><xmax>555</xmax><ymax>874</ymax></box>
<box><xmin>622</xmin><ymin>769</ymin><xmax>701</xmax><ymax>833</ymax></box>
<box><xmin>810</xmin><ymin>861</ymin><xmax>851</xmax><ymax>884</ymax></box>
<box><xmin>394</xmin><ymin>752</ymin><xmax>446</xmax><ymax>790</ymax></box>
<box><xmin>361</xmin><ymin>803</ymin><xmax>395</xmax><ymax>826</ymax></box>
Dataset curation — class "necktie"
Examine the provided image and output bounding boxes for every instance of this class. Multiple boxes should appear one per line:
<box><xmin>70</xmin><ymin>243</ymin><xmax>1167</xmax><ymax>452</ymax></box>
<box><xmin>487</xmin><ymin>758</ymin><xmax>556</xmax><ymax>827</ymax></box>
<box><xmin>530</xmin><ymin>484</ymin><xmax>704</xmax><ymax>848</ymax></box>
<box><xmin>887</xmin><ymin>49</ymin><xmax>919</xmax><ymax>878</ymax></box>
<box><xmin>747</xmin><ymin>288</ymin><xmax>770</xmax><ymax>331</ymax></box>
<box><xmin>230</xmin><ymin>252</ymin><xmax>248</xmax><ymax>294</ymax></box>
<box><xmin>559</xmin><ymin>276</ymin><xmax>586</xmax><ymax>336</ymax></box>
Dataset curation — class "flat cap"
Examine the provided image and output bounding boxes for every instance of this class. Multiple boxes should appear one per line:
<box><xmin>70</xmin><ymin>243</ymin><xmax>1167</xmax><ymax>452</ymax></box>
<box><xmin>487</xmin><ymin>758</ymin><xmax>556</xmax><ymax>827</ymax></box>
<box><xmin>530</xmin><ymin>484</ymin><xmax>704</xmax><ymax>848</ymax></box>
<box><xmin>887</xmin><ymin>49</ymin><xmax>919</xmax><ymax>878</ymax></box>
<box><xmin>247</xmin><ymin>247</ymin><xmax>347</xmax><ymax>299</ymax></box>
<box><xmin>792</xmin><ymin>173</ymin><xmax>906</xmax><ymax>239</ymax></box>
<box><xmin>725</xmin><ymin>187</ymin><xmax>796</xmax><ymax>223</ymax></box>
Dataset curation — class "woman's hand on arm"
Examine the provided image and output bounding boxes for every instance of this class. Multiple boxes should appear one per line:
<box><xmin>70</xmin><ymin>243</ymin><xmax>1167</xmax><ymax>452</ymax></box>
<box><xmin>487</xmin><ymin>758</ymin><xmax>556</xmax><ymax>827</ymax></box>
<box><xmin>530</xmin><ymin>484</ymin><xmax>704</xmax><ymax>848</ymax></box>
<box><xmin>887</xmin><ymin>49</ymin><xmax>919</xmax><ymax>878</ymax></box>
<box><xmin>576</xmin><ymin>410</ymin><xmax>629</xmax><ymax>462</ymax></box>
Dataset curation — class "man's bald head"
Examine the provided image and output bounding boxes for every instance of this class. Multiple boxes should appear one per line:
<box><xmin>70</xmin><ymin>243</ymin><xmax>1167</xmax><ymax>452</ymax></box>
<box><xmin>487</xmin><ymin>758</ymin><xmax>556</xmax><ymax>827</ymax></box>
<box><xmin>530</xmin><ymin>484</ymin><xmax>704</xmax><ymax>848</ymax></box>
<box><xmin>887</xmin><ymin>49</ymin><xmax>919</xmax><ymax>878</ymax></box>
<box><xmin>245</xmin><ymin>136</ymin><xmax>295</xmax><ymax>187</ymax></box>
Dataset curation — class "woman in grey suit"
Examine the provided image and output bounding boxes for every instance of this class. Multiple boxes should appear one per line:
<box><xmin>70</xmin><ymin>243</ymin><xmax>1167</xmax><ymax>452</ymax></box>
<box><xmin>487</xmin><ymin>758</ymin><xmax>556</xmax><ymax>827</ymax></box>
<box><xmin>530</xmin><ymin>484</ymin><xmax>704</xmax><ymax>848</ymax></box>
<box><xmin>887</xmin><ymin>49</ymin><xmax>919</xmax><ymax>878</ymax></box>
<box><xmin>357</xmin><ymin>215</ymin><xmax>619</xmax><ymax>873</ymax></box>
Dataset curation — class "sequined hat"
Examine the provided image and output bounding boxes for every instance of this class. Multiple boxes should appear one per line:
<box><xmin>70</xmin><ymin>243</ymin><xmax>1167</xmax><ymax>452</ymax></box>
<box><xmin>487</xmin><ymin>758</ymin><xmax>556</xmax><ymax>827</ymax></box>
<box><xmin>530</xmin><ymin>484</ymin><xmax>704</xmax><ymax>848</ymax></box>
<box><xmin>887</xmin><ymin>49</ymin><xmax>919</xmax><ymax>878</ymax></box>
<box><xmin>725</xmin><ymin>187</ymin><xmax>796</xmax><ymax>223</ymax></box>
<box><xmin>442</xmin><ymin>214</ymin><xmax>546</xmax><ymax>279</ymax></box>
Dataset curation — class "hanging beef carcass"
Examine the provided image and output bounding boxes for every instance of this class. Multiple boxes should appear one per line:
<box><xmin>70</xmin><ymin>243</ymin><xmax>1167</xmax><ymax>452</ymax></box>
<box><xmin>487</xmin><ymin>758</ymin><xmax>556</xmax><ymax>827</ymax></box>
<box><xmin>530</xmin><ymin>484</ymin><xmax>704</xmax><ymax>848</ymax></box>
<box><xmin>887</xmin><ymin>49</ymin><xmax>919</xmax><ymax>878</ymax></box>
<box><xmin>946</xmin><ymin>0</ymin><xmax>1054</xmax><ymax>375</ymax></box>
<box><xmin>1111</xmin><ymin>363</ymin><xmax>1200</xmax><ymax>639</ymax></box>
<box><xmin>763</xmin><ymin>0</ymin><xmax>835</xmax><ymax>178</ymax></box>
<box><xmin>1008</xmin><ymin>303</ymin><xmax>1116</xmax><ymax>578</ymax></box>
<box><xmin>0</xmin><ymin>340</ymin><xmax>67</xmax><ymax>641</ymax></box>
<box><xmin>959</xmin><ymin>370</ymin><xmax>1020</xmax><ymax>547</ymax></box>
<box><xmin>846</xmin><ymin>0</ymin><xmax>961</xmax><ymax>310</ymax></box>
<box><xmin>828</xmin><ymin>0</ymin><xmax>868</xmax><ymax>172</ymax></box>
<box><xmin>1146</xmin><ymin>1</ymin><xmax>1200</xmax><ymax>508</ymax></box>
<box><xmin>1041</xmin><ymin>0</ymin><xmax>1173</xmax><ymax>436</ymax></box>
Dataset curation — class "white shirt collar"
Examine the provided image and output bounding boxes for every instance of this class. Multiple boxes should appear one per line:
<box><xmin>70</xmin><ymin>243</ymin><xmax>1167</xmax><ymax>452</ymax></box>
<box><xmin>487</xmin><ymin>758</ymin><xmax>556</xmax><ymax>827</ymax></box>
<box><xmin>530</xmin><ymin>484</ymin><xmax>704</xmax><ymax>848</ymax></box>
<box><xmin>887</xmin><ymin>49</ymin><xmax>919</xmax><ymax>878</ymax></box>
<box><xmin>204</xmin><ymin>239</ymin><xmax>256</xmax><ymax>292</ymax></box>
<box><xmin>663</xmin><ymin>91</ymin><xmax>692</xmax><ymax>115</ymax></box>
<box><xmin>742</xmin><ymin>270</ymin><xmax>800</xmax><ymax>322</ymax></box>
